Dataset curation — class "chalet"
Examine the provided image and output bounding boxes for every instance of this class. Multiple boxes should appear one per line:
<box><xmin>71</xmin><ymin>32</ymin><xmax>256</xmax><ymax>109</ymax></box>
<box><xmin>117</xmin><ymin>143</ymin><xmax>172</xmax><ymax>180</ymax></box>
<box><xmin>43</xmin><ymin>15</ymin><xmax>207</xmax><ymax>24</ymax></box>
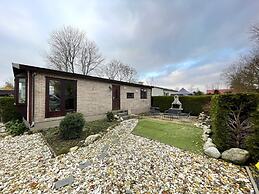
<box><xmin>12</xmin><ymin>63</ymin><xmax>151</xmax><ymax>128</ymax></box>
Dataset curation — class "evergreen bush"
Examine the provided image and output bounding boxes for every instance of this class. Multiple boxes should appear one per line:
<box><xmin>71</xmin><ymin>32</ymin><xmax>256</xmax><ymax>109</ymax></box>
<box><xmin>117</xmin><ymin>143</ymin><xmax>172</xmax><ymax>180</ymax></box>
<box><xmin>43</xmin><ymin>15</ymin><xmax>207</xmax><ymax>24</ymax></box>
<box><xmin>210</xmin><ymin>94</ymin><xmax>258</xmax><ymax>160</ymax></box>
<box><xmin>0</xmin><ymin>97</ymin><xmax>21</xmax><ymax>123</ymax></box>
<box><xmin>106</xmin><ymin>111</ymin><xmax>114</xmax><ymax>122</ymax></box>
<box><xmin>59</xmin><ymin>113</ymin><xmax>85</xmax><ymax>140</ymax></box>
<box><xmin>5</xmin><ymin>120</ymin><xmax>28</xmax><ymax>136</ymax></box>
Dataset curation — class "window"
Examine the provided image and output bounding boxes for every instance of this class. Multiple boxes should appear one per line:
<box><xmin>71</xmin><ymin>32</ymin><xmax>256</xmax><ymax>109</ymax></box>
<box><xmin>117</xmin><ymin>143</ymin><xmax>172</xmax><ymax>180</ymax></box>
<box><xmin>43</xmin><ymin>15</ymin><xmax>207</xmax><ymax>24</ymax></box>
<box><xmin>140</xmin><ymin>88</ymin><xmax>147</xmax><ymax>99</ymax></box>
<box><xmin>46</xmin><ymin>78</ymin><xmax>77</xmax><ymax>118</ymax></box>
<box><xmin>49</xmin><ymin>80</ymin><xmax>61</xmax><ymax>112</ymax></box>
<box><xmin>18</xmin><ymin>78</ymin><xmax>26</xmax><ymax>104</ymax></box>
<box><xmin>127</xmin><ymin>92</ymin><xmax>134</xmax><ymax>99</ymax></box>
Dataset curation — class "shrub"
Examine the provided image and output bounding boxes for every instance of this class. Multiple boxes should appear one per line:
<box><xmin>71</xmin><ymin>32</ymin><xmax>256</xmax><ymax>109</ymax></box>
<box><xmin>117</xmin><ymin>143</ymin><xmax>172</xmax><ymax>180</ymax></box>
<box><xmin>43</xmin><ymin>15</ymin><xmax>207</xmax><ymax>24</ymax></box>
<box><xmin>246</xmin><ymin>108</ymin><xmax>259</xmax><ymax>162</ymax></box>
<box><xmin>59</xmin><ymin>113</ymin><xmax>85</xmax><ymax>140</ymax></box>
<box><xmin>5</xmin><ymin>120</ymin><xmax>28</xmax><ymax>136</ymax></box>
<box><xmin>106</xmin><ymin>111</ymin><xmax>114</xmax><ymax>122</ymax></box>
<box><xmin>0</xmin><ymin>97</ymin><xmax>21</xmax><ymax>123</ymax></box>
<box><xmin>211</xmin><ymin>94</ymin><xmax>258</xmax><ymax>156</ymax></box>
<box><xmin>152</xmin><ymin>95</ymin><xmax>211</xmax><ymax>116</ymax></box>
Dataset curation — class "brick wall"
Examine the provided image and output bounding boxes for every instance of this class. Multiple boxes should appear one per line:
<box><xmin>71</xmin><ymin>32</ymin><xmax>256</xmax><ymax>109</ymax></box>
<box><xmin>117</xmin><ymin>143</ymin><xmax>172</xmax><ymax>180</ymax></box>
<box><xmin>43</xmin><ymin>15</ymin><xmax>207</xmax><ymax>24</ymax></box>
<box><xmin>33</xmin><ymin>72</ymin><xmax>151</xmax><ymax>128</ymax></box>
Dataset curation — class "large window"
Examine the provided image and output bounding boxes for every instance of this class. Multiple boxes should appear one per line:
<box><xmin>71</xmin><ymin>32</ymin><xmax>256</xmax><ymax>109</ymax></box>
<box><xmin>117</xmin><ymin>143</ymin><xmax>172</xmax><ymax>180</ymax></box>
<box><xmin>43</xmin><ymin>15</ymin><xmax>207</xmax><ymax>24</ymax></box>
<box><xmin>18</xmin><ymin>78</ymin><xmax>26</xmax><ymax>104</ymax></box>
<box><xmin>140</xmin><ymin>88</ymin><xmax>147</xmax><ymax>99</ymax></box>
<box><xmin>46</xmin><ymin>78</ymin><xmax>77</xmax><ymax>118</ymax></box>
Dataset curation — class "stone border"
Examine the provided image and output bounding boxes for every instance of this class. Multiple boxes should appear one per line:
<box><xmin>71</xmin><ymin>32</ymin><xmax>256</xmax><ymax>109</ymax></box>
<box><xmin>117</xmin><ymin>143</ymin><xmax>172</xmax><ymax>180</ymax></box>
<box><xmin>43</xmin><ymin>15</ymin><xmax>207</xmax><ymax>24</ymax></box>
<box><xmin>245</xmin><ymin>166</ymin><xmax>259</xmax><ymax>194</ymax></box>
<box><xmin>38</xmin><ymin>132</ymin><xmax>57</xmax><ymax>158</ymax></box>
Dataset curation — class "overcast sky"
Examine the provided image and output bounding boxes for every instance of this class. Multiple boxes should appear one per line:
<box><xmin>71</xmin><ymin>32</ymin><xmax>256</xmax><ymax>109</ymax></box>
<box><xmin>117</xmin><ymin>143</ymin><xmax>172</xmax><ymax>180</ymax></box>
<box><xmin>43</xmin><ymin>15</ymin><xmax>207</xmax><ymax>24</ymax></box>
<box><xmin>0</xmin><ymin>0</ymin><xmax>259</xmax><ymax>91</ymax></box>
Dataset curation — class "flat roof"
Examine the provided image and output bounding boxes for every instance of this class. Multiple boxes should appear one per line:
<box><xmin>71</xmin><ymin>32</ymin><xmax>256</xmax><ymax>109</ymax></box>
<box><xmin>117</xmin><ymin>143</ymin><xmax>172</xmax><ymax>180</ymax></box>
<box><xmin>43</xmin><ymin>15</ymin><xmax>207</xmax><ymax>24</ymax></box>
<box><xmin>12</xmin><ymin>63</ymin><xmax>152</xmax><ymax>88</ymax></box>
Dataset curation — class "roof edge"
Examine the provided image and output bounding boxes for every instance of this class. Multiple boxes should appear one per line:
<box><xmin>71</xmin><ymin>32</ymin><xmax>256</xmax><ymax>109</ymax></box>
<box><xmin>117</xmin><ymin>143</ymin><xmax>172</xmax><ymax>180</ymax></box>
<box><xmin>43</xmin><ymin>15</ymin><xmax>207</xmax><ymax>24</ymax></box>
<box><xmin>12</xmin><ymin>63</ymin><xmax>152</xmax><ymax>88</ymax></box>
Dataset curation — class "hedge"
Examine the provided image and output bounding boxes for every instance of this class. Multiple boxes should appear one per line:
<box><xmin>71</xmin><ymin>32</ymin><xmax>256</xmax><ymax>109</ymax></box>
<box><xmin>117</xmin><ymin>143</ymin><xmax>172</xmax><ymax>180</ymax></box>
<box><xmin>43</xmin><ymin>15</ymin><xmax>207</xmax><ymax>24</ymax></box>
<box><xmin>210</xmin><ymin>93</ymin><xmax>259</xmax><ymax>161</ymax></box>
<box><xmin>152</xmin><ymin>95</ymin><xmax>211</xmax><ymax>116</ymax></box>
<box><xmin>0</xmin><ymin>97</ymin><xmax>21</xmax><ymax>123</ymax></box>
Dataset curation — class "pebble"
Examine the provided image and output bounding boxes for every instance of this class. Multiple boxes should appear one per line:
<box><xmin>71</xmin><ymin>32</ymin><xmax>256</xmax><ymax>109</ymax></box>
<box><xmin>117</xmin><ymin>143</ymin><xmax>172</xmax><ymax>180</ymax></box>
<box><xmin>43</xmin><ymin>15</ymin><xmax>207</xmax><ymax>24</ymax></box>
<box><xmin>0</xmin><ymin>119</ymin><xmax>254</xmax><ymax>193</ymax></box>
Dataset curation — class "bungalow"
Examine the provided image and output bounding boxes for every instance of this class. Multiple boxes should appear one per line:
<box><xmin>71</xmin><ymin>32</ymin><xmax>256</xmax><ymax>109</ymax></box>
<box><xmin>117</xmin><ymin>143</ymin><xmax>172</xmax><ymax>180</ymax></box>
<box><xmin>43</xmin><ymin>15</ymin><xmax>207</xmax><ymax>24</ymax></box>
<box><xmin>12</xmin><ymin>63</ymin><xmax>151</xmax><ymax>129</ymax></box>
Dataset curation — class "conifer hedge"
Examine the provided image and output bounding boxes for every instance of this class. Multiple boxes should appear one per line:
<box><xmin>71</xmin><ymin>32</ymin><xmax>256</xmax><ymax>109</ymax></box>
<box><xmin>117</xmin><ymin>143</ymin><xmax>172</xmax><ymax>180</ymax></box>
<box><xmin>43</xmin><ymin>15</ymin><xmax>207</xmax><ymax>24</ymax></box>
<box><xmin>210</xmin><ymin>93</ymin><xmax>259</xmax><ymax>161</ymax></box>
<box><xmin>152</xmin><ymin>95</ymin><xmax>211</xmax><ymax>116</ymax></box>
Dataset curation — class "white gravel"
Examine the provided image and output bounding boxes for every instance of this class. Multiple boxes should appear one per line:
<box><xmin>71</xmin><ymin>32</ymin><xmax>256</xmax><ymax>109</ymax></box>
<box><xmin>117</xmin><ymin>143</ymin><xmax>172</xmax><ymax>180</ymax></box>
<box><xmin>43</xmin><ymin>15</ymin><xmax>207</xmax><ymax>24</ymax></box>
<box><xmin>0</xmin><ymin>119</ymin><xmax>253</xmax><ymax>193</ymax></box>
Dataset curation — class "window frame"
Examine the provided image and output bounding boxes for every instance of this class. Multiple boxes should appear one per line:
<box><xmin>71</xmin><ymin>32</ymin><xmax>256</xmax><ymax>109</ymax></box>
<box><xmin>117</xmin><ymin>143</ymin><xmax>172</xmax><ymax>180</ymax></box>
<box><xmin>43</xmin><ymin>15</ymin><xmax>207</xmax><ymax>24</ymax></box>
<box><xmin>140</xmin><ymin>88</ymin><xmax>147</xmax><ymax>99</ymax></box>
<box><xmin>15</xmin><ymin>77</ymin><xmax>27</xmax><ymax>105</ymax></box>
<box><xmin>45</xmin><ymin>77</ymin><xmax>77</xmax><ymax>118</ymax></box>
<box><xmin>127</xmin><ymin>92</ymin><xmax>134</xmax><ymax>99</ymax></box>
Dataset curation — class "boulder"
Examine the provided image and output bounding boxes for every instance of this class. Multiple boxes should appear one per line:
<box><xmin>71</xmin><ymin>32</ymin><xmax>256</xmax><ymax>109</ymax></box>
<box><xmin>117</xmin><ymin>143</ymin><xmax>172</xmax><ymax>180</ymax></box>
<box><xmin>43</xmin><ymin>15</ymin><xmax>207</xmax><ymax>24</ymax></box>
<box><xmin>84</xmin><ymin>134</ymin><xmax>101</xmax><ymax>146</ymax></box>
<box><xmin>203</xmin><ymin>127</ymin><xmax>211</xmax><ymax>134</ymax></box>
<box><xmin>69</xmin><ymin>146</ymin><xmax>78</xmax><ymax>152</ymax></box>
<box><xmin>221</xmin><ymin>148</ymin><xmax>249</xmax><ymax>165</ymax></box>
<box><xmin>204</xmin><ymin>147</ymin><xmax>221</xmax><ymax>158</ymax></box>
<box><xmin>202</xmin><ymin>133</ymin><xmax>209</xmax><ymax>142</ymax></box>
<box><xmin>203</xmin><ymin>140</ymin><xmax>216</xmax><ymax>150</ymax></box>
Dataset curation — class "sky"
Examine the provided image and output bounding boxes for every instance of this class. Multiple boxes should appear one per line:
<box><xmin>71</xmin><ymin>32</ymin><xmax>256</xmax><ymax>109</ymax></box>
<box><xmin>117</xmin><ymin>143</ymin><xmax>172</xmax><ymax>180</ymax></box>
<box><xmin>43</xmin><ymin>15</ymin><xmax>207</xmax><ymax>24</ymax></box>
<box><xmin>0</xmin><ymin>0</ymin><xmax>259</xmax><ymax>92</ymax></box>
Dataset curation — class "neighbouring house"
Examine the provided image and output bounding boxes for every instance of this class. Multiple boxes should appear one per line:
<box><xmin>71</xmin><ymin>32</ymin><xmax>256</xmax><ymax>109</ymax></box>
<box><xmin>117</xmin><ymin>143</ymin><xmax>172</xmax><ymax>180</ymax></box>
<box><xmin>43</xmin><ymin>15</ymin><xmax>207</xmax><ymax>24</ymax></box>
<box><xmin>206</xmin><ymin>89</ymin><xmax>233</xmax><ymax>94</ymax></box>
<box><xmin>152</xmin><ymin>86</ymin><xmax>178</xmax><ymax>96</ymax></box>
<box><xmin>0</xmin><ymin>90</ymin><xmax>14</xmax><ymax>96</ymax></box>
<box><xmin>176</xmin><ymin>88</ymin><xmax>192</xmax><ymax>96</ymax></box>
<box><xmin>12</xmin><ymin>63</ymin><xmax>151</xmax><ymax>129</ymax></box>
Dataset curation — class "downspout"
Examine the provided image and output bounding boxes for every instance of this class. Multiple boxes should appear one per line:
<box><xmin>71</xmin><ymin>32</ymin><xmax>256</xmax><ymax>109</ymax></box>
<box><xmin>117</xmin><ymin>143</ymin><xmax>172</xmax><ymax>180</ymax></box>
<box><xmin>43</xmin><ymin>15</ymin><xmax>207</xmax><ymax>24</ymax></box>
<box><xmin>31</xmin><ymin>72</ymin><xmax>36</xmax><ymax>127</ymax></box>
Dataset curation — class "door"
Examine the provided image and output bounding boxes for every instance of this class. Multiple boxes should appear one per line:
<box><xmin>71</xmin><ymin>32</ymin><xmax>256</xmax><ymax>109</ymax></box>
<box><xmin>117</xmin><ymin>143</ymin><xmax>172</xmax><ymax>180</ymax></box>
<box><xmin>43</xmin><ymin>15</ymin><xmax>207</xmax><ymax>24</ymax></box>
<box><xmin>112</xmin><ymin>85</ymin><xmax>120</xmax><ymax>110</ymax></box>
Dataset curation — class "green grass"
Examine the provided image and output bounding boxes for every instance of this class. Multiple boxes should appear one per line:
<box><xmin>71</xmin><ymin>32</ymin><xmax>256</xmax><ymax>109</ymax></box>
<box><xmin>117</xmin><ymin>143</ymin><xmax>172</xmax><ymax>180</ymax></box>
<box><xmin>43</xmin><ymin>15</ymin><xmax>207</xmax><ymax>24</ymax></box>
<box><xmin>41</xmin><ymin>119</ymin><xmax>118</xmax><ymax>155</ymax></box>
<box><xmin>133</xmin><ymin>118</ymin><xmax>203</xmax><ymax>154</ymax></box>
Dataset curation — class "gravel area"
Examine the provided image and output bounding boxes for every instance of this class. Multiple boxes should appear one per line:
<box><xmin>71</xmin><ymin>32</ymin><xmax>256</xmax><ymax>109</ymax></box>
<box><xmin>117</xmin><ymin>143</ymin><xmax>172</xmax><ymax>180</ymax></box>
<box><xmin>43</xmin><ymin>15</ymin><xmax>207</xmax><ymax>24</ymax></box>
<box><xmin>0</xmin><ymin>119</ymin><xmax>253</xmax><ymax>193</ymax></box>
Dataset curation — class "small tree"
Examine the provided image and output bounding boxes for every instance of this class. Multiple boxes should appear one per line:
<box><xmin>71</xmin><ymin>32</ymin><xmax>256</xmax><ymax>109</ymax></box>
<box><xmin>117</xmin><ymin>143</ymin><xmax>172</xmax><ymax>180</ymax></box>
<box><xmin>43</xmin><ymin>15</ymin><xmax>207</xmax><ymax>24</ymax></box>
<box><xmin>0</xmin><ymin>81</ymin><xmax>14</xmax><ymax>90</ymax></box>
<box><xmin>227</xmin><ymin>103</ymin><xmax>253</xmax><ymax>148</ymax></box>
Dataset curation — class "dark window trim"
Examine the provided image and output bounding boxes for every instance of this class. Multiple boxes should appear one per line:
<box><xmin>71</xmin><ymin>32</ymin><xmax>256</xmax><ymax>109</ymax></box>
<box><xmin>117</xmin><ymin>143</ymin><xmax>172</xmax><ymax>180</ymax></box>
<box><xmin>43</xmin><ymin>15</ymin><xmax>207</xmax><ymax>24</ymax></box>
<box><xmin>45</xmin><ymin>77</ymin><xmax>77</xmax><ymax>118</ymax></box>
<box><xmin>140</xmin><ymin>88</ymin><xmax>147</xmax><ymax>99</ymax></box>
<box><xmin>15</xmin><ymin>77</ymin><xmax>27</xmax><ymax>105</ymax></box>
<box><xmin>127</xmin><ymin>92</ymin><xmax>134</xmax><ymax>99</ymax></box>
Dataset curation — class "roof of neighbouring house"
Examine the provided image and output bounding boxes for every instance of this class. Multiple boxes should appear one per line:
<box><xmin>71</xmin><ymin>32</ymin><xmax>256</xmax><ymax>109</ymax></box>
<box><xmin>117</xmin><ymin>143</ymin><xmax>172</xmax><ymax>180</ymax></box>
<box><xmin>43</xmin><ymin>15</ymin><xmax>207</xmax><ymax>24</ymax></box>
<box><xmin>0</xmin><ymin>90</ymin><xmax>14</xmax><ymax>96</ymax></box>
<box><xmin>177</xmin><ymin>88</ymin><xmax>192</xmax><ymax>95</ymax></box>
<box><xmin>12</xmin><ymin>63</ymin><xmax>152</xmax><ymax>89</ymax></box>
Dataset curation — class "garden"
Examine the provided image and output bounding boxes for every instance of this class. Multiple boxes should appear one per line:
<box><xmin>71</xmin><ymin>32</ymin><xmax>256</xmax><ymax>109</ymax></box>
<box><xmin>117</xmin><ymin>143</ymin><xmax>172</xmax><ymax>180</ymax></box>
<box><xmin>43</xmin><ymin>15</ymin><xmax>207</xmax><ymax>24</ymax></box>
<box><xmin>0</xmin><ymin>94</ymin><xmax>259</xmax><ymax>191</ymax></box>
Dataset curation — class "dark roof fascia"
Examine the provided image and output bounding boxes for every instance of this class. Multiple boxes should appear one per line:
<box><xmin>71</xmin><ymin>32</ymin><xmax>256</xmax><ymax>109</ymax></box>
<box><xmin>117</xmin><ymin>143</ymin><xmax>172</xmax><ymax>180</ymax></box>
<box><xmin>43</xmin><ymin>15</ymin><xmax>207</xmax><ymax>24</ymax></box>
<box><xmin>152</xmin><ymin>86</ymin><xmax>177</xmax><ymax>92</ymax></box>
<box><xmin>12</xmin><ymin>63</ymin><xmax>152</xmax><ymax>89</ymax></box>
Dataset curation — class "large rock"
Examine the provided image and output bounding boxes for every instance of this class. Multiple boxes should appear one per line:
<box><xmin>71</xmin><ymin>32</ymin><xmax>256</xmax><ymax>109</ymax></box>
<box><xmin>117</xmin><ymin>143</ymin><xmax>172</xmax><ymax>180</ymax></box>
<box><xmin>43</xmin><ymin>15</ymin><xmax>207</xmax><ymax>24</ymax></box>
<box><xmin>204</xmin><ymin>147</ymin><xmax>221</xmax><ymax>158</ymax></box>
<box><xmin>203</xmin><ymin>140</ymin><xmax>216</xmax><ymax>150</ymax></box>
<box><xmin>85</xmin><ymin>134</ymin><xmax>101</xmax><ymax>146</ymax></box>
<box><xmin>221</xmin><ymin>148</ymin><xmax>249</xmax><ymax>165</ymax></box>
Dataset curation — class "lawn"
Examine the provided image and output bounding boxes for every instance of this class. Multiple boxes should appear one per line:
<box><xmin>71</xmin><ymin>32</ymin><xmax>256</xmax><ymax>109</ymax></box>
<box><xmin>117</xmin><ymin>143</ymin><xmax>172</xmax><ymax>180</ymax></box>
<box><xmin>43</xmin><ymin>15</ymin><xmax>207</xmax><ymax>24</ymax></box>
<box><xmin>133</xmin><ymin>118</ymin><xmax>203</xmax><ymax>154</ymax></box>
<box><xmin>41</xmin><ymin>119</ymin><xmax>118</xmax><ymax>155</ymax></box>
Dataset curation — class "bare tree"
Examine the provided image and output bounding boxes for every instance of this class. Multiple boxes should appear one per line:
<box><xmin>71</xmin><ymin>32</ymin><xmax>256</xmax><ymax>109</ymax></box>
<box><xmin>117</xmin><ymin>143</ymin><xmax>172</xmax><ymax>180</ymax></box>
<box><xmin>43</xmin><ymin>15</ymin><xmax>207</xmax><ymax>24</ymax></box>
<box><xmin>79</xmin><ymin>39</ymin><xmax>104</xmax><ymax>75</ymax></box>
<box><xmin>223</xmin><ymin>24</ymin><xmax>259</xmax><ymax>92</ymax></box>
<box><xmin>46</xmin><ymin>26</ymin><xmax>84</xmax><ymax>73</ymax></box>
<box><xmin>101</xmin><ymin>59</ymin><xmax>138</xmax><ymax>82</ymax></box>
<box><xmin>227</xmin><ymin>103</ymin><xmax>253</xmax><ymax>148</ymax></box>
<box><xmin>46</xmin><ymin>26</ymin><xmax>104</xmax><ymax>75</ymax></box>
<box><xmin>117</xmin><ymin>63</ymin><xmax>137</xmax><ymax>82</ymax></box>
